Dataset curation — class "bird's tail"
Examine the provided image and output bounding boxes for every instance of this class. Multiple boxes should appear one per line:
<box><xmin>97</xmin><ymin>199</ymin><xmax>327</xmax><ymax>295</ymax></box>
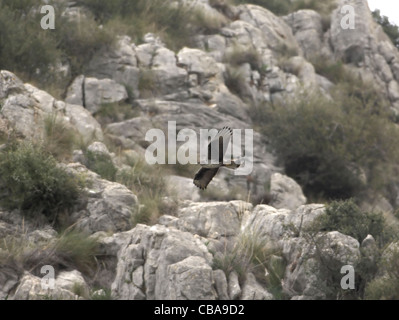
<box><xmin>224</xmin><ymin>160</ymin><xmax>240</xmax><ymax>169</ymax></box>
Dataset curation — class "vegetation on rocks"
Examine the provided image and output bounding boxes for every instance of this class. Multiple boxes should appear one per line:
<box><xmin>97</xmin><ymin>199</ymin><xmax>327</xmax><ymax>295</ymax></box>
<box><xmin>0</xmin><ymin>228</ymin><xmax>99</xmax><ymax>278</ymax></box>
<box><xmin>0</xmin><ymin>142</ymin><xmax>84</xmax><ymax>223</ymax></box>
<box><xmin>252</xmin><ymin>81</ymin><xmax>399</xmax><ymax>202</ymax></box>
<box><xmin>1</xmin><ymin>0</ymin><xmax>399</xmax><ymax>301</ymax></box>
<box><xmin>372</xmin><ymin>9</ymin><xmax>399</xmax><ymax>49</ymax></box>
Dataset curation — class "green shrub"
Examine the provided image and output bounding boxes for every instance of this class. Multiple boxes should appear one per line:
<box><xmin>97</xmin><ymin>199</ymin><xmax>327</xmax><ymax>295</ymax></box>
<box><xmin>0</xmin><ymin>0</ymin><xmax>115</xmax><ymax>89</ymax></box>
<box><xmin>43</xmin><ymin>113</ymin><xmax>78</xmax><ymax>161</ymax></box>
<box><xmin>52</xmin><ymin>229</ymin><xmax>99</xmax><ymax>274</ymax></box>
<box><xmin>258</xmin><ymin>87</ymin><xmax>399</xmax><ymax>201</ymax></box>
<box><xmin>365</xmin><ymin>276</ymin><xmax>399</xmax><ymax>300</ymax></box>
<box><xmin>232</xmin><ymin>0</ymin><xmax>335</xmax><ymax>17</ymax></box>
<box><xmin>365</xmin><ymin>245</ymin><xmax>399</xmax><ymax>299</ymax></box>
<box><xmin>55</xmin><ymin>12</ymin><xmax>115</xmax><ymax>79</ymax></box>
<box><xmin>0</xmin><ymin>142</ymin><xmax>83</xmax><ymax>221</ymax></box>
<box><xmin>312</xmin><ymin>199</ymin><xmax>387</xmax><ymax>244</ymax></box>
<box><xmin>212</xmin><ymin>227</ymin><xmax>286</xmax><ymax>298</ymax></box>
<box><xmin>0</xmin><ymin>228</ymin><xmax>99</xmax><ymax>278</ymax></box>
<box><xmin>0</xmin><ymin>0</ymin><xmax>227</xmax><ymax>95</ymax></box>
<box><xmin>86</xmin><ymin>150</ymin><xmax>117</xmax><ymax>181</ymax></box>
<box><xmin>224</xmin><ymin>66</ymin><xmax>247</xmax><ymax>96</ymax></box>
<box><xmin>293</xmin><ymin>198</ymin><xmax>397</xmax><ymax>299</ymax></box>
<box><xmin>138</xmin><ymin>69</ymin><xmax>158</xmax><ymax>99</ymax></box>
<box><xmin>94</xmin><ymin>102</ymin><xmax>138</xmax><ymax>126</ymax></box>
<box><xmin>212</xmin><ymin>229</ymin><xmax>269</xmax><ymax>277</ymax></box>
<box><xmin>116</xmin><ymin>158</ymin><xmax>167</xmax><ymax>226</ymax></box>
<box><xmin>310</xmin><ymin>56</ymin><xmax>348</xmax><ymax>83</ymax></box>
<box><xmin>191</xmin><ymin>6</ymin><xmax>228</xmax><ymax>35</ymax></box>
<box><xmin>372</xmin><ymin>10</ymin><xmax>399</xmax><ymax>49</ymax></box>
<box><xmin>78</xmin><ymin>0</ymin><xmax>203</xmax><ymax>51</ymax></box>
<box><xmin>0</xmin><ymin>1</ymin><xmax>61</xmax><ymax>82</ymax></box>
<box><xmin>224</xmin><ymin>45</ymin><xmax>262</xmax><ymax>71</ymax></box>
<box><xmin>91</xmin><ymin>288</ymin><xmax>113</xmax><ymax>300</ymax></box>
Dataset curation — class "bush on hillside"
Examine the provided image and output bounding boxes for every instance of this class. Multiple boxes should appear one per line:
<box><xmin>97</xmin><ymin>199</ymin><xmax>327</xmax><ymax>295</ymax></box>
<box><xmin>311</xmin><ymin>199</ymin><xmax>388</xmax><ymax>244</ymax></box>
<box><xmin>365</xmin><ymin>245</ymin><xmax>399</xmax><ymax>299</ymax></box>
<box><xmin>255</xmin><ymin>85</ymin><xmax>399</xmax><ymax>201</ymax></box>
<box><xmin>0</xmin><ymin>142</ymin><xmax>83</xmax><ymax>222</ymax></box>
<box><xmin>372</xmin><ymin>9</ymin><xmax>399</xmax><ymax>49</ymax></box>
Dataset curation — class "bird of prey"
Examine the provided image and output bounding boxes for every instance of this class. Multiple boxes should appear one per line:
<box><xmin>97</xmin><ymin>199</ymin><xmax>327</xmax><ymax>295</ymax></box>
<box><xmin>193</xmin><ymin>126</ymin><xmax>240</xmax><ymax>190</ymax></box>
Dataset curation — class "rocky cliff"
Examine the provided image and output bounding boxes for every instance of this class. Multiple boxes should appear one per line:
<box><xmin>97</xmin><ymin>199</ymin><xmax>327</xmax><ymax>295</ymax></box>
<box><xmin>1</xmin><ymin>0</ymin><xmax>399</xmax><ymax>300</ymax></box>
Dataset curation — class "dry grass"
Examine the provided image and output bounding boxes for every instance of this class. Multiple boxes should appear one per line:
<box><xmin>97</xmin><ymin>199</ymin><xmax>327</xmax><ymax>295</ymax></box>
<box><xmin>0</xmin><ymin>226</ymin><xmax>99</xmax><ymax>279</ymax></box>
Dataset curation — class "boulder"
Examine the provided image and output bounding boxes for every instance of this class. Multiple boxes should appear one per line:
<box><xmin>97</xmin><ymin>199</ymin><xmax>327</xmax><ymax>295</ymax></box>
<box><xmin>105</xmin><ymin>116</ymin><xmax>154</xmax><ymax>149</ymax></box>
<box><xmin>86</xmin><ymin>36</ymin><xmax>140</xmax><ymax>97</ymax></box>
<box><xmin>213</xmin><ymin>269</ymin><xmax>230</xmax><ymax>300</ymax></box>
<box><xmin>11</xmin><ymin>271</ymin><xmax>87</xmax><ymax>300</ymax></box>
<box><xmin>283</xmin><ymin>10</ymin><xmax>325</xmax><ymax>59</ymax></box>
<box><xmin>87</xmin><ymin>141</ymin><xmax>112</xmax><ymax>158</ymax></box>
<box><xmin>65</xmin><ymin>75</ymin><xmax>85</xmax><ymax>106</ymax></box>
<box><xmin>110</xmin><ymin>224</ymin><xmax>214</xmax><ymax>300</ymax></box>
<box><xmin>0</xmin><ymin>70</ymin><xmax>27</xmax><ymax>99</ymax></box>
<box><xmin>178</xmin><ymin>47</ymin><xmax>221</xmax><ymax>82</ymax></box>
<box><xmin>228</xmin><ymin>271</ymin><xmax>241</xmax><ymax>300</ymax></box>
<box><xmin>67</xmin><ymin>163</ymin><xmax>138</xmax><ymax>234</ymax></box>
<box><xmin>269</xmin><ymin>173</ymin><xmax>307</xmax><ymax>210</ymax></box>
<box><xmin>54</xmin><ymin>270</ymin><xmax>90</xmax><ymax>298</ymax></box>
<box><xmin>241</xmin><ymin>273</ymin><xmax>273</xmax><ymax>300</ymax></box>
<box><xmin>241</xmin><ymin>204</ymin><xmax>325</xmax><ymax>242</ymax></box>
<box><xmin>83</xmin><ymin>77</ymin><xmax>128</xmax><ymax>114</ymax></box>
<box><xmin>63</xmin><ymin>102</ymin><xmax>104</xmax><ymax>142</ymax></box>
<box><xmin>282</xmin><ymin>56</ymin><xmax>318</xmax><ymax>88</ymax></box>
<box><xmin>0</xmin><ymin>92</ymin><xmax>39</xmax><ymax>139</ymax></box>
<box><xmin>0</xmin><ymin>262</ymin><xmax>20</xmax><ymax>300</ymax></box>
<box><xmin>283</xmin><ymin>231</ymin><xmax>361</xmax><ymax>299</ymax></box>
<box><xmin>236</xmin><ymin>4</ymin><xmax>300</xmax><ymax>54</ymax></box>
<box><xmin>167</xmin><ymin>256</ymin><xmax>217</xmax><ymax>300</ymax></box>
<box><xmin>151</xmin><ymin>47</ymin><xmax>188</xmax><ymax>96</ymax></box>
<box><xmin>0</xmin><ymin>71</ymin><xmax>103</xmax><ymax>143</ymax></box>
<box><xmin>329</xmin><ymin>0</ymin><xmax>399</xmax><ymax>104</ymax></box>
<box><xmin>176</xmin><ymin>201</ymin><xmax>242</xmax><ymax>239</ymax></box>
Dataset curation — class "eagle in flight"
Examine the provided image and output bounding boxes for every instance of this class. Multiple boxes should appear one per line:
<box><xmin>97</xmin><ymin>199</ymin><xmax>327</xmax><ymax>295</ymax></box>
<box><xmin>193</xmin><ymin>126</ymin><xmax>240</xmax><ymax>190</ymax></box>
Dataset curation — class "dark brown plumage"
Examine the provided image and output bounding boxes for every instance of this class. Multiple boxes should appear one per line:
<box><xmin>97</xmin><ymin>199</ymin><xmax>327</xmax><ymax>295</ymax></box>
<box><xmin>193</xmin><ymin>126</ymin><xmax>240</xmax><ymax>190</ymax></box>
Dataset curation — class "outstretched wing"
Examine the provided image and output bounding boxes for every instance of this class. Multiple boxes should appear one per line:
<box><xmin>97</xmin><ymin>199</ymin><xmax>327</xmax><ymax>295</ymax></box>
<box><xmin>208</xmin><ymin>126</ymin><xmax>232</xmax><ymax>164</ymax></box>
<box><xmin>193</xmin><ymin>167</ymin><xmax>220</xmax><ymax>190</ymax></box>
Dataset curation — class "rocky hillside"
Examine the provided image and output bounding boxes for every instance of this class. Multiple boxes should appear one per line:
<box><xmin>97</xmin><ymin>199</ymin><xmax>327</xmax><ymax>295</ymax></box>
<box><xmin>1</xmin><ymin>0</ymin><xmax>399</xmax><ymax>300</ymax></box>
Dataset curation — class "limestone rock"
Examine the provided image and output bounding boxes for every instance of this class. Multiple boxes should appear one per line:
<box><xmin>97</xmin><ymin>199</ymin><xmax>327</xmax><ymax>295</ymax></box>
<box><xmin>65</xmin><ymin>75</ymin><xmax>84</xmax><ymax>106</ymax></box>
<box><xmin>12</xmin><ymin>271</ymin><xmax>86</xmax><ymax>300</ymax></box>
<box><xmin>241</xmin><ymin>273</ymin><xmax>273</xmax><ymax>300</ymax></box>
<box><xmin>236</xmin><ymin>4</ymin><xmax>300</xmax><ymax>54</ymax></box>
<box><xmin>55</xmin><ymin>270</ymin><xmax>90</xmax><ymax>298</ymax></box>
<box><xmin>228</xmin><ymin>271</ymin><xmax>241</xmax><ymax>300</ymax></box>
<box><xmin>213</xmin><ymin>269</ymin><xmax>229</xmax><ymax>300</ymax></box>
<box><xmin>0</xmin><ymin>70</ymin><xmax>27</xmax><ymax>99</ymax></box>
<box><xmin>0</xmin><ymin>262</ymin><xmax>20</xmax><ymax>300</ymax></box>
<box><xmin>177</xmin><ymin>201</ymin><xmax>242</xmax><ymax>239</ymax></box>
<box><xmin>283</xmin><ymin>10</ymin><xmax>325</xmax><ymax>59</ymax></box>
<box><xmin>87</xmin><ymin>36</ymin><xmax>140</xmax><ymax>97</ymax></box>
<box><xmin>83</xmin><ymin>77</ymin><xmax>128</xmax><ymax>114</ymax></box>
<box><xmin>167</xmin><ymin>256</ymin><xmax>217</xmax><ymax>300</ymax></box>
<box><xmin>111</xmin><ymin>224</ymin><xmax>213</xmax><ymax>300</ymax></box>
<box><xmin>269</xmin><ymin>173</ymin><xmax>307</xmax><ymax>210</ymax></box>
<box><xmin>67</xmin><ymin>163</ymin><xmax>138</xmax><ymax>233</ymax></box>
